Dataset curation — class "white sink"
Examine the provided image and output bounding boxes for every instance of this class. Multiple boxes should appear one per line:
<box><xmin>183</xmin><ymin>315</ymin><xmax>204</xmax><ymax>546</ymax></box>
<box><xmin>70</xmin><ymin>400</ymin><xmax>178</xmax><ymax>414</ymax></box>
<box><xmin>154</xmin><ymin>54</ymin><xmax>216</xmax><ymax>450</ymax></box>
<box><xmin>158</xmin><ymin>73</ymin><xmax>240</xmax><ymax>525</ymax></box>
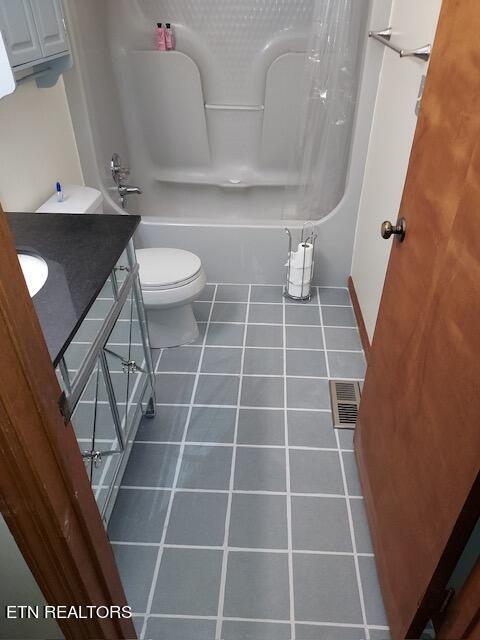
<box><xmin>17</xmin><ymin>252</ymin><xmax>49</xmax><ymax>297</ymax></box>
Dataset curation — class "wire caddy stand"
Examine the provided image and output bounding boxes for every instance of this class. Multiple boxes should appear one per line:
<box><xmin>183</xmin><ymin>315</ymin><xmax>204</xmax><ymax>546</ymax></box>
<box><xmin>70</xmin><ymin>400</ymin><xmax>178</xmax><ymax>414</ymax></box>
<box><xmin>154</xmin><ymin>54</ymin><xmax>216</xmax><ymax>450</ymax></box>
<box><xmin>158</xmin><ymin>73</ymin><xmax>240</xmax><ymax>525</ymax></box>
<box><xmin>284</xmin><ymin>222</ymin><xmax>318</xmax><ymax>302</ymax></box>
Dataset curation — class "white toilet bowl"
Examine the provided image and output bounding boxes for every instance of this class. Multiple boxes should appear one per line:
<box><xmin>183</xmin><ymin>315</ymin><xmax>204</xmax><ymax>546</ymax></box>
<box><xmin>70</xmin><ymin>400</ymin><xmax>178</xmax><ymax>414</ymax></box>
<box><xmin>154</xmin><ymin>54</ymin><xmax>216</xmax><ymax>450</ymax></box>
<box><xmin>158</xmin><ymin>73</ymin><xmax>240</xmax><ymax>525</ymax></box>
<box><xmin>136</xmin><ymin>248</ymin><xmax>206</xmax><ymax>348</ymax></box>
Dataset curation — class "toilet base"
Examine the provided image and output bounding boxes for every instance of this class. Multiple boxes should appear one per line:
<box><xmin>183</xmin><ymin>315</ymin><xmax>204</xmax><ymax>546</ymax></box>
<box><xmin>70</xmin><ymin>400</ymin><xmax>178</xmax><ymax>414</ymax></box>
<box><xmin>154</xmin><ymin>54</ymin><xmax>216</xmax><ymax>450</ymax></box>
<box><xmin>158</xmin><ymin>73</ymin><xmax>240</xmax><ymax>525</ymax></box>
<box><xmin>146</xmin><ymin>303</ymin><xmax>199</xmax><ymax>348</ymax></box>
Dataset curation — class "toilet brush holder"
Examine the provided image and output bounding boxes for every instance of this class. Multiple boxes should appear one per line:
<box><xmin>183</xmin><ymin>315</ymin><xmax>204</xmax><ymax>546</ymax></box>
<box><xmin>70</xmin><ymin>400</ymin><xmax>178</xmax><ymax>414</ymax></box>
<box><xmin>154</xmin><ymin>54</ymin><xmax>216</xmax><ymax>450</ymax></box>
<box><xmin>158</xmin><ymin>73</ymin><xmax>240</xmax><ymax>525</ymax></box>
<box><xmin>284</xmin><ymin>223</ymin><xmax>317</xmax><ymax>301</ymax></box>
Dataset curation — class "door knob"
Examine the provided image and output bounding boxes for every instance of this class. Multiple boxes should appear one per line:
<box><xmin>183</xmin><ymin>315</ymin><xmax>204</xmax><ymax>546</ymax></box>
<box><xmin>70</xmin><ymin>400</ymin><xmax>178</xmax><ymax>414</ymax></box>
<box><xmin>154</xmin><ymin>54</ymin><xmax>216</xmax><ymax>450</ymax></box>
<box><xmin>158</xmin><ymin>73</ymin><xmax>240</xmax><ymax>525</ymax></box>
<box><xmin>381</xmin><ymin>218</ymin><xmax>407</xmax><ymax>242</ymax></box>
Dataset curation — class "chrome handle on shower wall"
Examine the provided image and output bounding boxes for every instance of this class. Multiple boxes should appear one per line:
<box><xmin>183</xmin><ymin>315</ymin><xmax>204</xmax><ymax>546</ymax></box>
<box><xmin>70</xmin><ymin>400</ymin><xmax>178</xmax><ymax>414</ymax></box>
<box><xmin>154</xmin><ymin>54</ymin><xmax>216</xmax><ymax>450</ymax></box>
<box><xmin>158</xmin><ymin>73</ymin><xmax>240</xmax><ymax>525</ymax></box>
<box><xmin>369</xmin><ymin>28</ymin><xmax>432</xmax><ymax>62</ymax></box>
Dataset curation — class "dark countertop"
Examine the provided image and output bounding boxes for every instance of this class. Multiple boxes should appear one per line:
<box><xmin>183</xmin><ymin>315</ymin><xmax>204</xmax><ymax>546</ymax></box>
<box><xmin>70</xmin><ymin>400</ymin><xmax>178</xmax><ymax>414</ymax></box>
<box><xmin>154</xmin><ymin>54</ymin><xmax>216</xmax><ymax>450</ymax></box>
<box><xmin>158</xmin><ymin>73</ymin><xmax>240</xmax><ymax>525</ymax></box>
<box><xmin>6</xmin><ymin>213</ymin><xmax>140</xmax><ymax>367</ymax></box>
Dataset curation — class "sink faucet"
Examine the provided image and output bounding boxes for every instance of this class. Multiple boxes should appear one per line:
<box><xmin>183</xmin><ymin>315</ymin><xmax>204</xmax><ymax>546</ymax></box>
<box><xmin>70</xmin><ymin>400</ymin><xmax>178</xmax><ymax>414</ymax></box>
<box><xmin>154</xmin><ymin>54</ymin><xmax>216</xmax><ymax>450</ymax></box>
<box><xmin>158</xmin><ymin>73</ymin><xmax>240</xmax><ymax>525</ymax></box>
<box><xmin>111</xmin><ymin>153</ymin><xmax>142</xmax><ymax>209</ymax></box>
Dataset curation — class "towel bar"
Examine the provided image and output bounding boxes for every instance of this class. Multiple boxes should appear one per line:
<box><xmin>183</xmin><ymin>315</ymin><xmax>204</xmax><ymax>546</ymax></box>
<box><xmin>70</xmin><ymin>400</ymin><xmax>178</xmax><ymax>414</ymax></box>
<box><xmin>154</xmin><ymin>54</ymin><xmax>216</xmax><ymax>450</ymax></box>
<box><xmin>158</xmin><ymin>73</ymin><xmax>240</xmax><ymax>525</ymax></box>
<box><xmin>369</xmin><ymin>27</ymin><xmax>431</xmax><ymax>62</ymax></box>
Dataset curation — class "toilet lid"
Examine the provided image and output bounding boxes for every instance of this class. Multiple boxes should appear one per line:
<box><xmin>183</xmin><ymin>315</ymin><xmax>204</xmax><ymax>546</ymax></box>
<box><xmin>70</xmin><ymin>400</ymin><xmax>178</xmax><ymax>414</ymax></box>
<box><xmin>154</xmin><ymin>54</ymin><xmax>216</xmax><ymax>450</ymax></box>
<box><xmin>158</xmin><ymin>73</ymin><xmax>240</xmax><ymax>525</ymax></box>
<box><xmin>136</xmin><ymin>248</ymin><xmax>202</xmax><ymax>289</ymax></box>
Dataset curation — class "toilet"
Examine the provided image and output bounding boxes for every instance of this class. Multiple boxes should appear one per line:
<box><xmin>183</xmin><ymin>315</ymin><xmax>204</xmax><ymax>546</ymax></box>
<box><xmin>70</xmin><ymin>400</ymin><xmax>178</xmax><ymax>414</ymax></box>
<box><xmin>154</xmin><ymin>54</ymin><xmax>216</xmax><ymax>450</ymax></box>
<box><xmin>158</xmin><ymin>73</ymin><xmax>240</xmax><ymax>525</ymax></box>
<box><xmin>36</xmin><ymin>185</ymin><xmax>206</xmax><ymax>348</ymax></box>
<box><xmin>136</xmin><ymin>248</ymin><xmax>206</xmax><ymax>348</ymax></box>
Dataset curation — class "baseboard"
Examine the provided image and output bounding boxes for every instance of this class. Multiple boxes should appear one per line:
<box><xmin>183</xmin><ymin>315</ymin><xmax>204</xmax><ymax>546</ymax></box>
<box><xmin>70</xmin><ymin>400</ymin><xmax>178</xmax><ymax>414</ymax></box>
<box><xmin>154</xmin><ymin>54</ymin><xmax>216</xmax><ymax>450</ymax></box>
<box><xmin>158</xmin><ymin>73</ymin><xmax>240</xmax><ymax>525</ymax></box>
<box><xmin>348</xmin><ymin>276</ymin><xmax>371</xmax><ymax>363</ymax></box>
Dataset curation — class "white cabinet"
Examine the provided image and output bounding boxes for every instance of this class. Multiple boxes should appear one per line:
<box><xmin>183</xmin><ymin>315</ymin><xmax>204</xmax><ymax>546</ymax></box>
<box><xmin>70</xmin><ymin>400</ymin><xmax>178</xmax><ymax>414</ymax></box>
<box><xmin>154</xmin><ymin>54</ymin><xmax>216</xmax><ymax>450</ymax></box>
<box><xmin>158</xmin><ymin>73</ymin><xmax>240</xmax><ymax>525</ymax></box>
<box><xmin>30</xmin><ymin>0</ymin><xmax>68</xmax><ymax>59</ymax></box>
<box><xmin>0</xmin><ymin>0</ymin><xmax>69</xmax><ymax>70</ymax></box>
<box><xmin>0</xmin><ymin>0</ymin><xmax>42</xmax><ymax>68</ymax></box>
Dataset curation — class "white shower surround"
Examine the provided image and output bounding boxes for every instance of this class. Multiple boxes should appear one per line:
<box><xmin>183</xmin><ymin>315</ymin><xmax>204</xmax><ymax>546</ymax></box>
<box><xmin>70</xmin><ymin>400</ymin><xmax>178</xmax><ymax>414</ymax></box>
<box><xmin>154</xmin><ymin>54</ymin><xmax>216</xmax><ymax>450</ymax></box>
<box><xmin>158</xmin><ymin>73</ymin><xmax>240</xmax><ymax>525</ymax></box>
<box><xmin>63</xmin><ymin>0</ymin><xmax>392</xmax><ymax>284</ymax></box>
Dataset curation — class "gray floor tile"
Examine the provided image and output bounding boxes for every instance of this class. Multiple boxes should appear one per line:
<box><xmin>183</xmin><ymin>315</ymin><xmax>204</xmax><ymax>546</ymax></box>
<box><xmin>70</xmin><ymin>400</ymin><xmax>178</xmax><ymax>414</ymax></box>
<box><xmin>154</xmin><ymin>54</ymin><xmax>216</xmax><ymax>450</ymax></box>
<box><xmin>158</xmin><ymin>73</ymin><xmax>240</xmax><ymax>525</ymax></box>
<box><xmin>251</xmin><ymin>285</ymin><xmax>284</xmax><ymax>303</ymax></box>
<box><xmin>246</xmin><ymin>324</ymin><xmax>283</xmax><ymax>348</ymax></box>
<box><xmin>234</xmin><ymin>447</ymin><xmax>286</xmax><ymax>491</ymax></box>
<box><xmin>73</xmin><ymin>402</ymin><xmax>124</xmax><ymax>440</ymax></box>
<box><xmin>351</xmin><ymin>498</ymin><xmax>374</xmax><ymax>554</ymax></box>
<box><xmin>193</xmin><ymin>301</ymin><xmax>211</xmax><ymax>322</ymax></box>
<box><xmin>342</xmin><ymin>451</ymin><xmax>363</xmax><ymax>496</ymax></box>
<box><xmin>73</xmin><ymin>318</ymin><xmax>103</xmax><ymax>342</ymax></box>
<box><xmin>285</xmin><ymin>288</ymin><xmax>318</xmax><ymax>304</ymax></box>
<box><xmin>206</xmin><ymin>323</ymin><xmax>245</xmax><ymax>346</ymax></box>
<box><xmin>211</xmin><ymin>302</ymin><xmax>247</xmax><ymax>322</ymax></box>
<box><xmin>318</xmin><ymin>287</ymin><xmax>351</xmax><ymax>306</ymax></box>
<box><xmin>121</xmin><ymin>443</ymin><xmax>180</xmax><ymax>487</ymax></box>
<box><xmin>324</xmin><ymin>327</ymin><xmax>362</xmax><ymax>351</ymax></box>
<box><xmin>155</xmin><ymin>374</ymin><xmax>196</xmax><ymax>404</ymax></box>
<box><xmin>89</xmin><ymin>298</ymin><xmax>114</xmax><ymax>320</ymax></box>
<box><xmin>198</xmin><ymin>284</ymin><xmax>216</xmax><ymax>301</ymax></box>
<box><xmin>146</xmin><ymin>617</ymin><xmax>216</xmax><ymax>640</ymax></box>
<box><xmin>177</xmin><ymin>445</ymin><xmax>233</xmax><ymax>490</ymax></box>
<box><xmin>237</xmin><ymin>408</ymin><xmax>285</xmax><ymax>445</ymax></box>
<box><xmin>286</xmin><ymin>349</ymin><xmax>327</xmax><ymax>377</ymax></box>
<box><xmin>223</xmin><ymin>620</ymin><xmax>291</xmax><ymax>639</ymax></box>
<box><xmin>108</xmin><ymin>488</ymin><xmax>170</xmax><ymax>543</ymax></box>
<box><xmin>287</xmin><ymin>377</ymin><xmax>330</xmax><ymax>410</ymax></box>
<box><xmin>337</xmin><ymin>428</ymin><xmax>355</xmax><ymax>449</ymax></box>
<box><xmin>186</xmin><ymin>407</ymin><xmax>236</xmax><ymax>443</ymax></box>
<box><xmin>291</xmin><ymin>496</ymin><xmax>352</xmax><ymax>551</ymax></box>
<box><xmin>286</xmin><ymin>325</ymin><xmax>324</xmax><ymax>349</ymax></box>
<box><xmin>290</xmin><ymin>450</ymin><xmax>344</xmax><ymax>494</ymax></box>
<box><xmin>296</xmin><ymin>624</ymin><xmax>365</xmax><ymax>639</ymax></box>
<box><xmin>201</xmin><ymin>347</ymin><xmax>242</xmax><ymax>374</ymax></box>
<box><xmin>241</xmin><ymin>376</ymin><xmax>284</xmax><ymax>408</ymax></box>
<box><xmin>112</xmin><ymin>544</ymin><xmax>157</xmax><ymax>613</ymax></box>
<box><xmin>248</xmin><ymin>303</ymin><xmax>283</xmax><ymax>324</ymax></box>
<box><xmin>229</xmin><ymin>493</ymin><xmax>288</xmax><ymax>549</ymax></box>
<box><xmin>216</xmin><ymin>284</ymin><xmax>249</xmax><ymax>302</ymax></box>
<box><xmin>166</xmin><ymin>491</ymin><xmax>228</xmax><ymax>546</ymax></box>
<box><xmin>293</xmin><ymin>554</ymin><xmax>363</xmax><ymax>624</ymax></box>
<box><xmin>244</xmin><ymin>348</ymin><xmax>284</xmax><ymax>375</ymax></box>
<box><xmin>136</xmin><ymin>406</ymin><xmax>189</xmax><ymax>442</ymax></box>
<box><xmin>369</xmin><ymin>629</ymin><xmax>391</xmax><ymax>640</ymax></box>
<box><xmin>151</xmin><ymin>548</ymin><xmax>222</xmax><ymax>615</ymax></box>
<box><xmin>322</xmin><ymin>306</ymin><xmax>356</xmax><ymax>327</ymax></box>
<box><xmin>328</xmin><ymin>351</ymin><xmax>366</xmax><ymax>379</ymax></box>
<box><xmin>157</xmin><ymin>347</ymin><xmax>202</xmax><ymax>372</ymax></box>
<box><xmin>63</xmin><ymin>342</ymin><xmax>90</xmax><ymax>370</ymax></box>
<box><xmin>358</xmin><ymin>556</ymin><xmax>388</xmax><ymax>626</ymax></box>
<box><xmin>285</xmin><ymin>305</ymin><xmax>321</xmax><ymax>326</ymax></box>
<box><xmin>194</xmin><ymin>374</ymin><xmax>240</xmax><ymax>405</ymax></box>
<box><xmin>132</xmin><ymin>616</ymin><xmax>144</xmax><ymax>637</ymax></box>
<box><xmin>190</xmin><ymin>323</ymin><xmax>207</xmax><ymax>345</ymax></box>
<box><xmin>288</xmin><ymin>410</ymin><xmax>336</xmax><ymax>448</ymax></box>
<box><xmin>224</xmin><ymin>551</ymin><xmax>290</xmax><ymax>620</ymax></box>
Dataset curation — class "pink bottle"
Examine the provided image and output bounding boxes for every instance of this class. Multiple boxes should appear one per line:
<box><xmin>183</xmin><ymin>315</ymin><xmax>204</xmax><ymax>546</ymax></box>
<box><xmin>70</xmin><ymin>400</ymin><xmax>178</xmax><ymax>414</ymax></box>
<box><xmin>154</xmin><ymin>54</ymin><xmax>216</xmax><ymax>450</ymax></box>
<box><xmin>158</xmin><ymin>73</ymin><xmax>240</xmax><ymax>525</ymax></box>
<box><xmin>155</xmin><ymin>23</ymin><xmax>166</xmax><ymax>51</ymax></box>
<box><xmin>165</xmin><ymin>23</ymin><xmax>175</xmax><ymax>50</ymax></box>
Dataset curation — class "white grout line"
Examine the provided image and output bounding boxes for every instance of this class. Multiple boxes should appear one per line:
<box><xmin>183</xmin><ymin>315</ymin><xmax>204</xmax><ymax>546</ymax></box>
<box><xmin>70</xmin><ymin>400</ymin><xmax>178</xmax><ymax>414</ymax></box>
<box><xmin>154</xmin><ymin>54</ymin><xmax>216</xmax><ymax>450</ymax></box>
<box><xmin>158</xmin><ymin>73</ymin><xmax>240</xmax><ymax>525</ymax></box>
<box><xmin>110</xmin><ymin>540</ymin><xmax>375</xmax><ymax>558</ymax></box>
<box><xmin>179</xmin><ymin>344</ymin><xmax>361</xmax><ymax>353</ymax></box>
<box><xmin>108</xmin><ymin>485</ymin><xmax>364</xmax><ymax>499</ymax></box>
<box><xmin>133</xmin><ymin>441</ymin><xmax>354</xmax><ymax>453</ymax></box>
<box><xmin>215</xmin><ymin>284</ymin><xmax>251</xmax><ymax>639</ymax></box>
<box><xmin>133</xmin><ymin>612</ymin><xmax>388</xmax><ymax>631</ymax></box>
<box><xmin>283</xmin><ymin>288</ymin><xmax>296</xmax><ymax>639</ymax></box>
<box><xmin>153</xmin><ymin>372</ymin><xmax>359</xmax><ymax>380</ymax></box>
<box><xmin>139</xmin><ymin>285</ymin><xmax>219</xmax><ymax>640</ymax></box>
<box><xmin>335</xmin><ymin>430</ymin><xmax>370</xmax><ymax>639</ymax></box>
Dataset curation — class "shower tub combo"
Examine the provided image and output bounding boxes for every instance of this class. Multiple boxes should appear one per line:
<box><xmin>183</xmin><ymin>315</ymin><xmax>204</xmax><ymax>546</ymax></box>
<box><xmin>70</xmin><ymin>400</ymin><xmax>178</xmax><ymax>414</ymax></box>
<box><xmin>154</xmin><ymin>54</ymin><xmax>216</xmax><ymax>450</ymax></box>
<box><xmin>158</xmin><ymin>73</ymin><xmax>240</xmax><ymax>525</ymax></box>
<box><xmin>63</xmin><ymin>0</ymin><xmax>391</xmax><ymax>287</ymax></box>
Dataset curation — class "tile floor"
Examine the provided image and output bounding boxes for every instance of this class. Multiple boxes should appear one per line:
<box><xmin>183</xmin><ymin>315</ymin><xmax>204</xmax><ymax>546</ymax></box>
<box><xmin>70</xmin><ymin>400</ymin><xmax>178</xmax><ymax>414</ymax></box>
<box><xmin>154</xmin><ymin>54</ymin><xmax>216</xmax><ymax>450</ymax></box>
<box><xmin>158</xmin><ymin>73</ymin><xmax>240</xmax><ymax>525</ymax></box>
<box><xmin>107</xmin><ymin>284</ymin><xmax>389</xmax><ymax>640</ymax></box>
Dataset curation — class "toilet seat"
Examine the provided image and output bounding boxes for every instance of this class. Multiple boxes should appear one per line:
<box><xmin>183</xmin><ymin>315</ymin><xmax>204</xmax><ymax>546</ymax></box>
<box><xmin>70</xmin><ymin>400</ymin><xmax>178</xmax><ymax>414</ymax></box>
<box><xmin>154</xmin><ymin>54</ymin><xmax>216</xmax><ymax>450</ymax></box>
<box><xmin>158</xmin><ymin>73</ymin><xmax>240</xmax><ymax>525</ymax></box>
<box><xmin>136</xmin><ymin>248</ymin><xmax>202</xmax><ymax>290</ymax></box>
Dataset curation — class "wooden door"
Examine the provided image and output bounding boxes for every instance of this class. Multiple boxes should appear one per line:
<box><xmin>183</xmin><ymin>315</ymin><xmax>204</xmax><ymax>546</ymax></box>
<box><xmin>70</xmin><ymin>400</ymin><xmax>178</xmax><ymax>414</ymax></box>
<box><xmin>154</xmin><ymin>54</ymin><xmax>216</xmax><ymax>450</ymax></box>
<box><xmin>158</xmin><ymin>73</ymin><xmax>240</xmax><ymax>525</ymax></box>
<box><xmin>355</xmin><ymin>1</ymin><xmax>480</xmax><ymax>638</ymax></box>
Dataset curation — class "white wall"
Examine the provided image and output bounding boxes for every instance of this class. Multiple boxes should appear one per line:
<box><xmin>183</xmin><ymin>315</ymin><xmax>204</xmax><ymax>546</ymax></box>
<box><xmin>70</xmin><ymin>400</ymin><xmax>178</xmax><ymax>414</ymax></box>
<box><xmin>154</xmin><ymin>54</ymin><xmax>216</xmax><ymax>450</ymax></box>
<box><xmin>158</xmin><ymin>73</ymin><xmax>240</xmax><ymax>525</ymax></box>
<box><xmin>0</xmin><ymin>516</ymin><xmax>61</xmax><ymax>639</ymax></box>
<box><xmin>0</xmin><ymin>77</ymin><xmax>83</xmax><ymax>212</ymax></box>
<box><xmin>351</xmin><ymin>0</ymin><xmax>442</xmax><ymax>341</ymax></box>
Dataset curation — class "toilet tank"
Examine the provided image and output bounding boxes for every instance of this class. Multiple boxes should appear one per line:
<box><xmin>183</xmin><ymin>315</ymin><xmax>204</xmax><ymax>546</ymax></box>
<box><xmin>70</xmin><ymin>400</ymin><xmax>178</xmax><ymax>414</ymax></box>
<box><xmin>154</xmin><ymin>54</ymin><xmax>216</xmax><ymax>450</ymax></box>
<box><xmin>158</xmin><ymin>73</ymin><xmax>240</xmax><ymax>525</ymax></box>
<box><xmin>36</xmin><ymin>185</ymin><xmax>104</xmax><ymax>214</ymax></box>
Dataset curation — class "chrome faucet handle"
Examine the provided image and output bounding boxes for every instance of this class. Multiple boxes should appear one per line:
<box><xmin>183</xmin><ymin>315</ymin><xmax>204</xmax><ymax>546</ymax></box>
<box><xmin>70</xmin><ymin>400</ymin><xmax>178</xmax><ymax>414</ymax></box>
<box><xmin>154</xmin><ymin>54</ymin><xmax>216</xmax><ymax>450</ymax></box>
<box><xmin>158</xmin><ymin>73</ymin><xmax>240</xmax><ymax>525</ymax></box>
<box><xmin>111</xmin><ymin>153</ymin><xmax>130</xmax><ymax>185</ymax></box>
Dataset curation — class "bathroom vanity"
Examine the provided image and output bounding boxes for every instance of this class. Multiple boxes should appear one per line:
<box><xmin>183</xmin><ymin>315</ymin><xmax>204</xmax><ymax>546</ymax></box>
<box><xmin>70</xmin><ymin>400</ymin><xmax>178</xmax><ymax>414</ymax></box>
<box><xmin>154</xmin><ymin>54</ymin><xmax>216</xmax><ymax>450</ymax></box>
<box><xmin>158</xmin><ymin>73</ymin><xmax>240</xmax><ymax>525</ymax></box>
<box><xmin>6</xmin><ymin>213</ymin><xmax>156</xmax><ymax>523</ymax></box>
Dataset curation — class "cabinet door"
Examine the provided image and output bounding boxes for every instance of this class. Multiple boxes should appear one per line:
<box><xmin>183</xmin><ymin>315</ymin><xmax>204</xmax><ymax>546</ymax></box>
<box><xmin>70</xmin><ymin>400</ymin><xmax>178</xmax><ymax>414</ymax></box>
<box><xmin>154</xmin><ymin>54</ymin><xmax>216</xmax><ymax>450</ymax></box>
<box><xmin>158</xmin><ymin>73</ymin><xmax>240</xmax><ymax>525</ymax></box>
<box><xmin>0</xmin><ymin>0</ymin><xmax>42</xmax><ymax>67</ymax></box>
<box><xmin>29</xmin><ymin>0</ymin><xmax>68</xmax><ymax>58</ymax></box>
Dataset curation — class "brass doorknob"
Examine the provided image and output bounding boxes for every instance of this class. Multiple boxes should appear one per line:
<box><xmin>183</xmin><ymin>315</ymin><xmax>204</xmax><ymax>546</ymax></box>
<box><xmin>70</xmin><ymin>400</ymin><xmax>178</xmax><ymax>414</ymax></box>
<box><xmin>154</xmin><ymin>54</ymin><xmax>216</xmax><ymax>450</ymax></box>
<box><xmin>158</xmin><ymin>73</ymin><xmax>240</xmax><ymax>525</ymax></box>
<box><xmin>381</xmin><ymin>218</ymin><xmax>407</xmax><ymax>242</ymax></box>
